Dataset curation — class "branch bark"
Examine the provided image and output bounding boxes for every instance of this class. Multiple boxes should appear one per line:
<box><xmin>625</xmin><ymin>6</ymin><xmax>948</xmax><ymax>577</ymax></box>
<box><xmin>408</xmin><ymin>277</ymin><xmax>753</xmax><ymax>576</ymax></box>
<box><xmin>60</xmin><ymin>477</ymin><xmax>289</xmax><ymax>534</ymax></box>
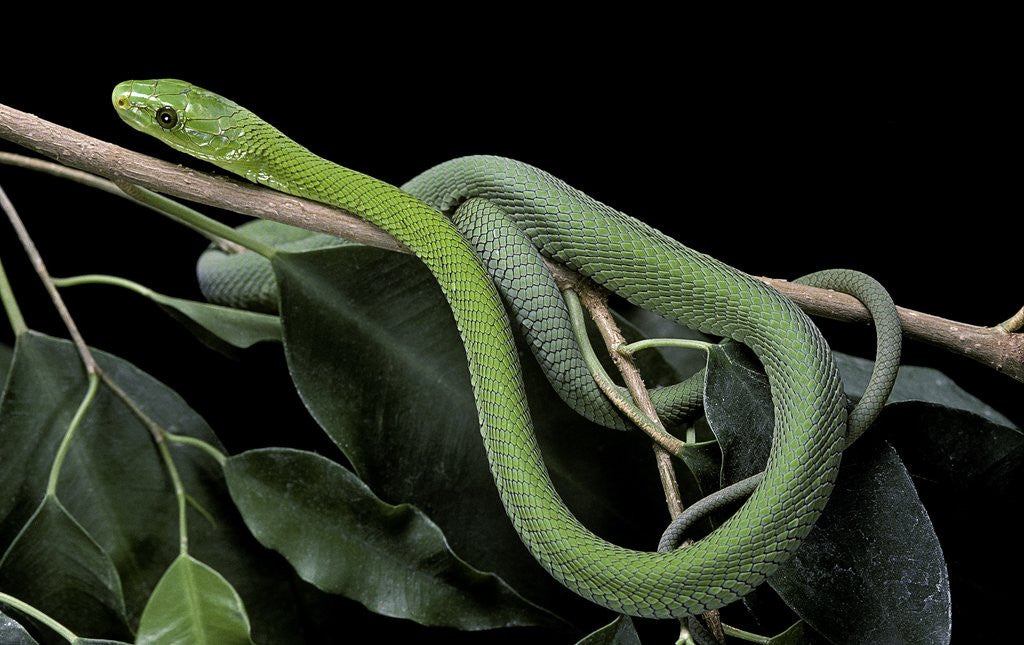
<box><xmin>2</xmin><ymin>101</ymin><xmax>1021</xmax><ymax>383</ymax></box>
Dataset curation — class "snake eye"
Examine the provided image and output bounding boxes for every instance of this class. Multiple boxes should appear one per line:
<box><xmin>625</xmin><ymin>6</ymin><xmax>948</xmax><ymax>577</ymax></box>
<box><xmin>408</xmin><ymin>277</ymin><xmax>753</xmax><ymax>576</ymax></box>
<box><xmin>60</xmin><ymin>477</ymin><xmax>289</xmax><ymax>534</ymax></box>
<box><xmin>156</xmin><ymin>106</ymin><xmax>178</xmax><ymax>129</ymax></box>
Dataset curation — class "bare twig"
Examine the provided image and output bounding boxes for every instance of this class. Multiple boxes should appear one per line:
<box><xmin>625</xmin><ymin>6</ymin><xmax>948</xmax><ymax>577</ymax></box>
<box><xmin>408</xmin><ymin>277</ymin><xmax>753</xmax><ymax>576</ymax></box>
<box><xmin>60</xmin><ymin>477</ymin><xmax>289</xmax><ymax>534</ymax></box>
<box><xmin>0</xmin><ymin>183</ymin><xmax>97</xmax><ymax>373</ymax></box>
<box><xmin>572</xmin><ymin>282</ymin><xmax>724</xmax><ymax>643</ymax></box>
<box><xmin>2</xmin><ymin>102</ymin><xmax>1021</xmax><ymax>383</ymax></box>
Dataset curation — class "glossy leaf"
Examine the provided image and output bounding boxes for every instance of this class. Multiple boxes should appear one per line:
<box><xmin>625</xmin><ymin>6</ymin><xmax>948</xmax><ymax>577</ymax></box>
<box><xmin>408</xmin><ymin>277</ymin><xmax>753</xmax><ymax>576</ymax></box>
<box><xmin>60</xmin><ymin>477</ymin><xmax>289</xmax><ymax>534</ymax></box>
<box><xmin>836</xmin><ymin>353</ymin><xmax>1015</xmax><ymax>426</ymax></box>
<box><xmin>702</xmin><ymin>342</ymin><xmax>773</xmax><ymax>482</ymax></box>
<box><xmin>272</xmin><ymin>246</ymin><xmax>668</xmax><ymax>619</ymax></box>
<box><xmin>0</xmin><ymin>497</ymin><xmax>130</xmax><ymax>640</ymax></box>
<box><xmin>575</xmin><ymin>615</ymin><xmax>641</xmax><ymax>644</ymax></box>
<box><xmin>225</xmin><ymin>448</ymin><xmax>560</xmax><ymax>629</ymax></box>
<box><xmin>0</xmin><ymin>610</ymin><xmax>39</xmax><ymax>645</ymax></box>
<box><xmin>767</xmin><ymin>440</ymin><xmax>951</xmax><ymax>644</ymax></box>
<box><xmin>699</xmin><ymin>346</ymin><xmax>952</xmax><ymax>642</ymax></box>
<box><xmin>877</xmin><ymin>399</ymin><xmax>1021</xmax><ymax>643</ymax></box>
<box><xmin>136</xmin><ymin>554</ymin><xmax>252</xmax><ymax>645</ymax></box>
<box><xmin>0</xmin><ymin>332</ymin><xmax>310</xmax><ymax>642</ymax></box>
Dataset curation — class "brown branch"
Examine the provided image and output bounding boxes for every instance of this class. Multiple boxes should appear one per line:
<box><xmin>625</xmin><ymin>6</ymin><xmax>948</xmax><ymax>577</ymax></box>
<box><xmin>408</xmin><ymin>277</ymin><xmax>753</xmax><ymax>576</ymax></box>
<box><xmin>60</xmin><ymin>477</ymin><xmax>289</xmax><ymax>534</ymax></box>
<box><xmin>2</xmin><ymin>101</ymin><xmax>1021</xmax><ymax>384</ymax></box>
<box><xmin>760</xmin><ymin>277</ymin><xmax>1024</xmax><ymax>383</ymax></box>
<box><xmin>0</xmin><ymin>103</ymin><xmax>405</xmax><ymax>255</ymax></box>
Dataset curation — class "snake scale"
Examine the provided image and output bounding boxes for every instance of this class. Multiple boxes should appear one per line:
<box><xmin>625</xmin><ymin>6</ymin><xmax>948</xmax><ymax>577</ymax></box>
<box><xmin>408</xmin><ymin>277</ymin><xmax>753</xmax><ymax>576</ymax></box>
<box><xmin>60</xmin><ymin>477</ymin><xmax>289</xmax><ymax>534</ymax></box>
<box><xmin>114</xmin><ymin>79</ymin><xmax>851</xmax><ymax>618</ymax></box>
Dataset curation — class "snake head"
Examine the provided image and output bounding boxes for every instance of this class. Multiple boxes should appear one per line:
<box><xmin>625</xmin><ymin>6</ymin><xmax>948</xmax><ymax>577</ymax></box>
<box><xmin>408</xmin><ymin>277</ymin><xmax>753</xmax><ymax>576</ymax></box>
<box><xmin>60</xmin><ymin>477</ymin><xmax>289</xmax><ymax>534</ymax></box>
<box><xmin>112</xmin><ymin>79</ymin><xmax>262</xmax><ymax>168</ymax></box>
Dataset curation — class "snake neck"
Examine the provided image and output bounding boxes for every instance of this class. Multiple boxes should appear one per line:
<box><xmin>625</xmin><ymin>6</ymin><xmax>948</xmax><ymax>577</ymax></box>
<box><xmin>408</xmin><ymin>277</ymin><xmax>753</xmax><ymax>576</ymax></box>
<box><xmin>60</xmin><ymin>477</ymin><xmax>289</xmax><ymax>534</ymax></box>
<box><xmin>215</xmin><ymin>115</ymin><xmax>447</xmax><ymax>252</ymax></box>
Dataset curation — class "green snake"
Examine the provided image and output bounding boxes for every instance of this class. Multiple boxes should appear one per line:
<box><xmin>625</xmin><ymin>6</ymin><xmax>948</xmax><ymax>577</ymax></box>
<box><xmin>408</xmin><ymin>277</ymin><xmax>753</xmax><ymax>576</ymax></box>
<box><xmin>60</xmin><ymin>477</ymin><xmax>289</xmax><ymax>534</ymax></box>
<box><xmin>113</xmin><ymin>79</ymin><xmax>890</xmax><ymax>618</ymax></box>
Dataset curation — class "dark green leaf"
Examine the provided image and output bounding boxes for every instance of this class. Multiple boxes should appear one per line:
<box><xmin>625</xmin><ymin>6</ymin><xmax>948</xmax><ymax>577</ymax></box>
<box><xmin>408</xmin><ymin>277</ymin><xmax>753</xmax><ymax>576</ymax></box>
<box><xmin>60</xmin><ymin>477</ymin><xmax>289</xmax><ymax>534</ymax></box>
<box><xmin>699</xmin><ymin>347</ymin><xmax>953</xmax><ymax>641</ymax></box>
<box><xmin>225</xmin><ymin>448</ymin><xmax>561</xmax><ymax>629</ymax></box>
<box><xmin>136</xmin><ymin>554</ymin><xmax>253</xmax><ymax>645</ymax></box>
<box><xmin>0</xmin><ymin>497</ymin><xmax>131</xmax><ymax>640</ymax></box>
<box><xmin>273</xmin><ymin>246</ymin><xmax>667</xmax><ymax>619</ymax></box>
<box><xmin>0</xmin><ymin>332</ymin><xmax>310</xmax><ymax>642</ymax></box>
<box><xmin>839</xmin><ymin>353</ymin><xmax>1020</xmax><ymax>642</ymax></box>
<box><xmin>768</xmin><ymin>439</ymin><xmax>951</xmax><ymax>644</ymax></box>
<box><xmin>0</xmin><ymin>610</ymin><xmax>39</xmax><ymax>644</ymax></box>
<box><xmin>878</xmin><ymin>404</ymin><xmax>1022</xmax><ymax>643</ymax></box>
<box><xmin>149</xmin><ymin>293</ymin><xmax>281</xmax><ymax>354</ymax></box>
<box><xmin>767</xmin><ymin>620</ymin><xmax>806</xmax><ymax>645</ymax></box>
<box><xmin>836</xmin><ymin>353</ymin><xmax>1015</xmax><ymax>427</ymax></box>
<box><xmin>701</xmin><ymin>342</ymin><xmax>773</xmax><ymax>482</ymax></box>
<box><xmin>575</xmin><ymin>615</ymin><xmax>640</xmax><ymax>644</ymax></box>
<box><xmin>0</xmin><ymin>342</ymin><xmax>12</xmax><ymax>386</ymax></box>
<box><xmin>57</xmin><ymin>277</ymin><xmax>280</xmax><ymax>355</ymax></box>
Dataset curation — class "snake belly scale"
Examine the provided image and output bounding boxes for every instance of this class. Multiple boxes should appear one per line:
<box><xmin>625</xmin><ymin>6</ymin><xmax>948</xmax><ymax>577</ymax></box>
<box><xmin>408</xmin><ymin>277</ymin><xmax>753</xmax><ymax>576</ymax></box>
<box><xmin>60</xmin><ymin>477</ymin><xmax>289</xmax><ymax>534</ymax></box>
<box><xmin>113</xmin><ymin>79</ymin><xmax>847</xmax><ymax>618</ymax></box>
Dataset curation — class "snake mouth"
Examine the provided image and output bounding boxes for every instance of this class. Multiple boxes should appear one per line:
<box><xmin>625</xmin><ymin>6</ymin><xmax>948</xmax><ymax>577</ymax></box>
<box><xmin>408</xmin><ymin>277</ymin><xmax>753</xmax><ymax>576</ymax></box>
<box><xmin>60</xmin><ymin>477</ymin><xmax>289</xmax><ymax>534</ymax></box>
<box><xmin>111</xmin><ymin>80</ymin><xmax>155</xmax><ymax>134</ymax></box>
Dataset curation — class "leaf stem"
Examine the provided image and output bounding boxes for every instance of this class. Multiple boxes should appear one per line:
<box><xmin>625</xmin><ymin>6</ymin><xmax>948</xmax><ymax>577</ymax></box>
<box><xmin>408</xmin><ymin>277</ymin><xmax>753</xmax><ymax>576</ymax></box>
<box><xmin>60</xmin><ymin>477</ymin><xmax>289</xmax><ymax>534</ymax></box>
<box><xmin>0</xmin><ymin>252</ymin><xmax>27</xmax><ymax>336</ymax></box>
<box><xmin>618</xmin><ymin>337</ymin><xmax>714</xmax><ymax>356</ymax></box>
<box><xmin>562</xmin><ymin>288</ymin><xmax>685</xmax><ymax>457</ymax></box>
<box><xmin>53</xmin><ymin>273</ymin><xmax>155</xmax><ymax>297</ymax></box>
<box><xmin>97</xmin><ymin>372</ymin><xmax>203</xmax><ymax>554</ymax></box>
<box><xmin>46</xmin><ymin>372</ymin><xmax>100</xmax><ymax>497</ymax></box>
<box><xmin>722</xmin><ymin>623</ymin><xmax>771</xmax><ymax>644</ymax></box>
<box><xmin>157</xmin><ymin>436</ymin><xmax>190</xmax><ymax>554</ymax></box>
<box><xmin>116</xmin><ymin>181</ymin><xmax>276</xmax><ymax>259</ymax></box>
<box><xmin>0</xmin><ymin>591</ymin><xmax>78</xmax><ymax>643</ymax></box>
<box><xmin>999</xmin><ymin>304</ymin><xmax>1024</xmax><ymax>333</ymax></box>
<box><xmin>0</xmin><ymin>182</ymin><xmax>97</xmax><ymax>373</ymax></box>
<box><xmin>164</xmin><ymin>433</ymin><xmax>228</xmax><ymax>467</ymax></box>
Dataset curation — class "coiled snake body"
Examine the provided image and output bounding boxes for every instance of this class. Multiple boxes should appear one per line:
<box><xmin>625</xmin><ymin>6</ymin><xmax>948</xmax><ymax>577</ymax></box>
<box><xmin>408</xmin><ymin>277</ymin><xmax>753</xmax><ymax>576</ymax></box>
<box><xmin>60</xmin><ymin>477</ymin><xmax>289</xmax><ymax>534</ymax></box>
<box><xmin>114</xmin><ymin>79</ymin><xmax>847</xmax><ymax>617</ymax></box>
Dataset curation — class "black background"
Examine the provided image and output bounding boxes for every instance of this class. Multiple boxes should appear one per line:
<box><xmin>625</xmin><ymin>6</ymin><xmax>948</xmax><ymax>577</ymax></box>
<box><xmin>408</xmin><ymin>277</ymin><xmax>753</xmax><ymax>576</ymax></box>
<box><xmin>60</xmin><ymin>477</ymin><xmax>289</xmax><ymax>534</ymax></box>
<box><xmin>1</xmin><ymin>30</ymin><xmax>1019</xmax><ymax>641</ymax></box>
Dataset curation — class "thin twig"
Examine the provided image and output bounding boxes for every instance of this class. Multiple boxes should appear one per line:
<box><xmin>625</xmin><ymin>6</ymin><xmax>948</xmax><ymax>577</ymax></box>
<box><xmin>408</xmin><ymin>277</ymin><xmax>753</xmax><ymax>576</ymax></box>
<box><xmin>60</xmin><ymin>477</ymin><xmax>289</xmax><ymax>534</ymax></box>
<box><xmin>0</xmin><ymin>183</ymin><xmax>97</xmax><ymax>373</ymax></box>
<box><xmin>1</xmin><ymin>103</ymin><xmax>1020</xmax><ymax>381</ymax></box>
<box><xmin>0</xmin><ymin>252</ymin><xmax>27</xmax><ymax>336</ymax></box>
<box><xmin>572</xmin><ymin>281</ymin><xmax>724</xmax><ymax>643</ymax></box>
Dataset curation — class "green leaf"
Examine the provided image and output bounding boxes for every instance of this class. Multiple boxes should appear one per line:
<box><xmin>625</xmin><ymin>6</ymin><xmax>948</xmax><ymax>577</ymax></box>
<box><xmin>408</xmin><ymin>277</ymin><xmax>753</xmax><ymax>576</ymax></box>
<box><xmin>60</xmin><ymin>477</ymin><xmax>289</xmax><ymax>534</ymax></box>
<box><xmin>767</xmin><ymin>620</ymin><xmax>806</xmax><ymax>645</ymax></box>
<box><xmin>272</xmin><ymin>246</ymin><xmax>667</xmax><ymax>619</ymax></box>
<box><xmin>767</xmin><ymin>439</ymin><xmax>951</xmax><ymax>644</ymax></box>
<box><xmin>878</xmin><ymin>400</ymin><xmax>1022</xmax><ymax>643</ymax></box>
<box><xmin>149</xmin><ymin>293</ymin><xmax>281</xmax><ymax>353</ymax></box>
<box><xmin>0</xmin><ymin>497</ymin><xmax>131</xmax><ymax>640</ymax></box>
<box><xmin>225</xmin><ymin>448</ymin><xmax>561</xmax><ymax>629</ymax></box>
<box><xmin>701</xmin><ymin>342</ymin><xmax>773</xmax><ymax>483</ymax></box>
<box><xmin>56</xmin><ymin>275</ymin><xmax>281</xmax><ymax>354</ymax></box>
<box><xmin>0</xmin><ymin>610</ymin><xmax>39</xmax><ymax>645</ymax></box>
<box><xmin>0</xmin><ymin>332</ymin><xmax>311</xmax><ymax>642</ymax></box>
<box><xmin>136</xmin><ymin>554</ymin><xmax>253</xmax><ymax>645</ymax></box>
<box><xmin>0</xmin><ymin>343</ymin><xmax>12</xmax><ymax>386</ymax></box>
<box><xmin>839</xmin><ymin>353</ymin><xmax>1021</xmax><ymax>642</ymax></box>
<box><xmin>701</xmin><ymin>347</ymin><xmax>952</xmax><ymax>641</ymax></box>
<box><xmin>575</xmin><ymin>615</ymin><xmax>641</xmax><ymax>644</ymax></box>
<box><xmin>836</xmin><ymin>353</ymin><xmax>1015</xmax><ymax>426</ymax></box>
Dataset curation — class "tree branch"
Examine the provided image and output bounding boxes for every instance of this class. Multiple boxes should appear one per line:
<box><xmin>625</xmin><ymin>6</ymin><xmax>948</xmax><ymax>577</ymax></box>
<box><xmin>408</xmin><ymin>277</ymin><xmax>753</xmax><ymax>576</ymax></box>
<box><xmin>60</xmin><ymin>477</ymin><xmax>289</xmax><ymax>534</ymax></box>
<box><xmin>2</xmin><ymin>101</ymin><xmax>1021</xmax><ymax>383</ymax></box>
<box><xmin>760</xmin><ymin>277</ymin><xmax>1023</xmax><ymax>383</ymax></box>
